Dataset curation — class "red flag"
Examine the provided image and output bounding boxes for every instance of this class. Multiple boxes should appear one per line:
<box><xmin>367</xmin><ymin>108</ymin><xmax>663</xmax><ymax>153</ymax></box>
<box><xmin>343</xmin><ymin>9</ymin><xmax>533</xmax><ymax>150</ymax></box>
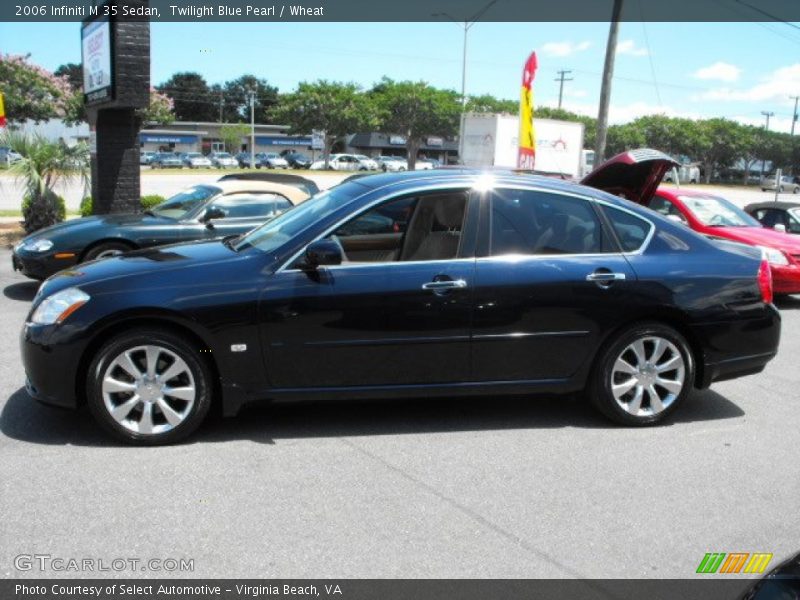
<box><xmin>517</xmin><ymin>52</ymin><xmax>538</xmax><ymax>169</ymax></box>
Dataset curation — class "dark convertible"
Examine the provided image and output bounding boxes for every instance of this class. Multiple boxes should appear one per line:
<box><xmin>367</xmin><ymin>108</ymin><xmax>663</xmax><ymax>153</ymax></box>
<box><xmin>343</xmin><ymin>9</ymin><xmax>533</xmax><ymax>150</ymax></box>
<box><xmin>20</xmin><ymin>151</ymin><xmax>781</xmax><ymax>444</ymax></box>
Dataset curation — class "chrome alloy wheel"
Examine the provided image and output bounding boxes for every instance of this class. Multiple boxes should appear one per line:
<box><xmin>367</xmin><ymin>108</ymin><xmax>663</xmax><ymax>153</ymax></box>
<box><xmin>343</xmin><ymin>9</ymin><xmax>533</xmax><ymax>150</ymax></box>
<box><xmin>94</xmin><ymin>248</ymin><xmax>124</xmax><ymax>259</ymax></box>
<box><xmin>101</xmin><ymin>345</ymin><xmax>196</xmax><ymax>435</ymax></box>
<box><xmin>610</xmin><ymin>336</ymin><xmax>685</xmax><ymax>417</ymax></box>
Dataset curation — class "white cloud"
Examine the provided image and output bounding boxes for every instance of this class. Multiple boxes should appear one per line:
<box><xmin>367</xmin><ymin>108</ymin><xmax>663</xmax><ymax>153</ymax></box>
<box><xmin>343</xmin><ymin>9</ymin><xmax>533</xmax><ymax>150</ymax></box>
<box><xmin>616</xmin><ymin>40</ymin><xmax>648</xmax><ymax>57</ymax></box>
<box><xmin>692</xmin><ymin>62</ymin><xmax>741</xmax><ymax>83</ymax></box>
<box><xmin>541</xmin><ymin>40</ymin><xmax>591</xmax><ymax>57</ymax></box>
<box><xmin>556</xmin><ymin>100</ymin><xmax>702</xmax><ymax>124</ymax></box>
<box><xmin>694</xmin><ymin>63</ymin><xmax>800</xmax><ymax>105</ymax></box>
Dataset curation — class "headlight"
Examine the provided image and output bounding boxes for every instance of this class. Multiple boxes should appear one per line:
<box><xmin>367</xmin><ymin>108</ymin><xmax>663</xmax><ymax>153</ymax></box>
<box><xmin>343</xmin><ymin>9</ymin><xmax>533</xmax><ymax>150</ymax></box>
<box><xmin>758</xmin><ymin>246</ymin><xmax>789</xmax><ymax>266</ymax></box>
<box><xmin>30</xmin><ymin>287</ymin><xmax>90</xmax><ymax>325</ymax></box>
<box><xmin>23</xmin><ymin>239</ymin><xmax>54</xmax><ymax>253</ymax></box>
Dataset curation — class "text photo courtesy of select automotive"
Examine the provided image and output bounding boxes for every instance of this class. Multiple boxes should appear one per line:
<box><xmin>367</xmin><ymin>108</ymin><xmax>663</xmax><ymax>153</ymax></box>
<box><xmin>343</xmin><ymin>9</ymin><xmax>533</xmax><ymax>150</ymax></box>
<box><xmin>2</xmin><ymin>1</ymin><xmax>800</xmax><ymax>596</ymax></box>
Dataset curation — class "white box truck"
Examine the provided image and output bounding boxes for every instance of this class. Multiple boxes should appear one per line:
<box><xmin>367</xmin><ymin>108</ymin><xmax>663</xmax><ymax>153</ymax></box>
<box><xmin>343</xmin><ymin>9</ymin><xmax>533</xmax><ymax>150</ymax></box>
<box><xmin>459</xmin><ymin>113</ymin><xmax>585</xmax><ymax>178</ymax></box>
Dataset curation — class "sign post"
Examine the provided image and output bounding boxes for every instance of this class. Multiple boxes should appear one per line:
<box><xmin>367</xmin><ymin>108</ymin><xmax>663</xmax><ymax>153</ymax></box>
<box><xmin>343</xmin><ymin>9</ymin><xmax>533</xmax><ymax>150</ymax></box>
<box><xmin>82</xmin><ymin>1</ymin><xmax>150</xmax><ymax>214</ymax></box>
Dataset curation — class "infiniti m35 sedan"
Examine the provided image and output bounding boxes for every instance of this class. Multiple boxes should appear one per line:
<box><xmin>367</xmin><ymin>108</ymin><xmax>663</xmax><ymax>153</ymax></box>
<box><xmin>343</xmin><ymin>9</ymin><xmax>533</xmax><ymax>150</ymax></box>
<box><xmin>21</xmin><ymin>151</ymin><xmax>781</xmax><ymax>444</ymax></box>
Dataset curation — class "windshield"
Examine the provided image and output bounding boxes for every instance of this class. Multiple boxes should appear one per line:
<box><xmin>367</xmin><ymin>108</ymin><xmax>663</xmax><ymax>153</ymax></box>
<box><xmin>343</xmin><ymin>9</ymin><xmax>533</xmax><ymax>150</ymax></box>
<box><xmin>678</xmin><ymin>195</ymin><xmax>760</xmax><ymax>227</ymax></box>
<box><xmin>151</xmin><ymin>185</ymin><xmax>220</xmax><ymax>219</ymax></box>
<box><xmin>233</xmin><ymin>184</ymin><xmax>364</xmax><ymax>253</ymax></box>
<box><xmin>216</xmin><ymin>153</ymin><xmax>231</xmax><ymax>158</ymax></box>
<box><xmin>186</xmin><ymin>153</ymin><xmax>202</xmax><ymax>158</ymax></box>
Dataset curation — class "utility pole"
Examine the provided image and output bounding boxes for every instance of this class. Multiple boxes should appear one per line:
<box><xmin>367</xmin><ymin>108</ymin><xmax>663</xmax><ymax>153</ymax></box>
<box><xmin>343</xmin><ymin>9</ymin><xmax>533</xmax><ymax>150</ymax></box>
<box><xmin>761</xmin><ymin>110</ymin><xmax>774</xmax><ymax>179</ymax></box>
<box><xmin>594</xmin><ymin>0</ymin><xmax>623</xmax><ymax>164</ymax></box>
<box><xmin>791</xmin><ymin>96</ymin><xmax>799</xmax><ymax>137</ymax></box>
<box><xmin>218</xmin><ymin>90</ymin><xmax>223</xmax><ymax>123</ymax></box>
<box><xmin>555</xmin><ymin>70</ymin><xmax>573</xmax><ymax>109</ymax></box>
<box><xmin>249</xmin><ymin>85</ymin><xmax>257</xmax><ymax>169</ymax></box>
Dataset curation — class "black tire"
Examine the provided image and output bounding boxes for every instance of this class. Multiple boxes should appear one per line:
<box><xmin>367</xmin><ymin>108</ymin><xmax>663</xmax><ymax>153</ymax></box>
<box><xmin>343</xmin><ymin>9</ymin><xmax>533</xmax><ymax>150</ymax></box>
<box><xmin>589</xmin><ymin>322</ymin><xmax>695</xmax><ymax>426</ymax></box>
<box><xmin>86</xmin><ymin>328</ymin><xmax>213</xmax><ymax>445</ymax></box>
<box><xmin>779</xmin><ymin>186</ymin><xmax>785</xmax><ymax>193</ymax></box>
<box><xmin>82</xmin><ymin>241</ymin><xmax>133</xmax><ymax>262</ymax></box>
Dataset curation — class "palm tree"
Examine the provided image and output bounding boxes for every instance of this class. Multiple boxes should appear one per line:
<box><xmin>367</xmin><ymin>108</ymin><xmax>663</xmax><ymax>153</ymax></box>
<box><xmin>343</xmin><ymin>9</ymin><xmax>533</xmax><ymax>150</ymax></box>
<box><xmin>1</xmin><ymin>130</ymin><xmax>89</xmax><ymax>233</ymax></box>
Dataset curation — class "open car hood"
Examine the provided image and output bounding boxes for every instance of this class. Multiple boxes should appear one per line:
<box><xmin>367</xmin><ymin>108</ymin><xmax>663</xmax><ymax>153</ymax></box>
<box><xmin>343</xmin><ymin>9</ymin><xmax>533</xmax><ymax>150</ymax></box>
<box><xmin>580</xmin><ymin>148</ymin><xmax>678</xmax><ymax>205</ymax></box>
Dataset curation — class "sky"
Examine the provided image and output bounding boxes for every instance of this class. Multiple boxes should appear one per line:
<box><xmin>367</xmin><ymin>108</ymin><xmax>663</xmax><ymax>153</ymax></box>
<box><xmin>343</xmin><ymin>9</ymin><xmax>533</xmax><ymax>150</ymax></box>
<box><xmin>2</xmin><ymin>20</ymin><xmax>800</xmax><ymax>132</ymax></box>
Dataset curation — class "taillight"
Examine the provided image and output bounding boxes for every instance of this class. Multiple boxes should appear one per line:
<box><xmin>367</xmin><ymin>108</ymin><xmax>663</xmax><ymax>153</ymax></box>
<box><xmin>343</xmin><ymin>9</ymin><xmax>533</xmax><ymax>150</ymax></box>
<box><xmin>757</xmin><ymin>259</ymin><xmax>773</xmax><ymax>304</ymax></box>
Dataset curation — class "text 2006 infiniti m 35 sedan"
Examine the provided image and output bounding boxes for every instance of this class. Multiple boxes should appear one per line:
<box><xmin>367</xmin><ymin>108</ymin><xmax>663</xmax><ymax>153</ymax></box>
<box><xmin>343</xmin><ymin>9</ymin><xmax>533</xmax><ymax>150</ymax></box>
<box><xmin>21</xmin><ymin>150</ymin><xmax>780</xmax><ymax>444</ymax></box>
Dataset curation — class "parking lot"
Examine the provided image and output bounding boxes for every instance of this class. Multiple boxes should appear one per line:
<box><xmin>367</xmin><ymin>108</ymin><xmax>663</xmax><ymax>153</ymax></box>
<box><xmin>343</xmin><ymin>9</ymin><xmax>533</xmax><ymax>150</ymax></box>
<box><xmin>0</xmin><ymin>248</ymin><xmax>798</xmax><ymax>579</ymax></box>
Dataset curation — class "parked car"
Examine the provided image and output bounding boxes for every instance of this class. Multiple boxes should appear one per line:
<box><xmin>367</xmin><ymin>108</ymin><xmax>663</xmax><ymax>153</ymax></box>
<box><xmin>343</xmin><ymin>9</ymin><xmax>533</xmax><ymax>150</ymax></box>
<box><xmin>218</xmin><ymin>172</ymin><xmax>320</xmax><ymax>197</ymax></box>
<box><xmin>209</xmin><ymin>152</ymin><xmax>239</xmax><ymax>169</ymax></box>
<box><xmin>745</xmin><ymin>201</ymin><xmax>800</xmax><ymax>235</ymax></box>
<box><xmin>414</xmin><ymin>159</ymin><xmax>435</xmax><ymax>170</ymax></box>
<box><xmin>644</xmin><ymin>187</ymin><xmax>800</xmax><ymax>295</ymax></box>
<box><xmin>281</xmin><ymin>152</ymin><xmax>312</xmax><ymax>169</ymax></box>
<box><xmin>375</xmin><ymin>156</ymin><xmax>407</xmax><ymax>172</ymax></box>
<box><xmin>353</xmin><ymin>154</ymin><xmax>379</xmax><ymax>171</ymax></box>
<box><xmin>12</xmin><ymin>180</ymin><xmax>308</xmax><ymax>281</ymax></box>
<box><xmin>662</xmin><ymin>164</ymin><xmax>700</xmax><ymax>184</ymax></box>
<box><xmin>309</xmin><ymin>153</ymin><xmax>365</xmax><ymax>171</ymax></box>
<box><xmin>762</xmin><ymin>175</ymin><xmax>800</xmax><ymax>194</ymax></box>
<box><xmin>235</xmin><ymin>152</ymin><xmax>260</xmax><ymax>169</ymax></box>
<box><xmin>260</xmin><ymin>152</ymin><xmax>289</xmax><ymax>169</ymax></box>
<box><xmin>150</xmin><ymin>152</ymin><xmax>183</xmax><ymax>169</ymax></box>
<box><xmin>180</xmin><ymin>152</ymin><xmax>212</xmax><ymax>169</ymax></box>
<box><xmin>20</xmin><ymin>150</ymin><xmax>780</xmax><ymax>444</ymax></box>
<box><xmin>139</xmin><ymin>151</ymin><xmax>157</xmax><ymax>166</ymax></box>
<box><xmin>0</xmin><ymin>146</ymin><xmax>23</xmax><ymax>165</ymax></box>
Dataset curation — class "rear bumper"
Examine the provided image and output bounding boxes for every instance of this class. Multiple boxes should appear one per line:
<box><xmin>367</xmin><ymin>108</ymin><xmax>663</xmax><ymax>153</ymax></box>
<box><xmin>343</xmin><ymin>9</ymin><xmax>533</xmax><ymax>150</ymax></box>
<box><xmin>771</xmin><ymin>264</ymin><xmax>800</xmax><ymax>294</ymax></box>
<box><xmin>692</xmin><ymin>304</ymin><xmax>781</xmax><ymax>388</ymax></box>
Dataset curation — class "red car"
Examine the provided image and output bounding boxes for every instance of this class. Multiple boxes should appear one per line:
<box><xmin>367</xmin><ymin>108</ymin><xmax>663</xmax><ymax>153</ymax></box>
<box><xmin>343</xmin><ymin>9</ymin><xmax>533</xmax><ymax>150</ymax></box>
<box><xmin>645</xmin><ymin>188</ymin><xmax>800</xmax><ymax>295</ymax></box>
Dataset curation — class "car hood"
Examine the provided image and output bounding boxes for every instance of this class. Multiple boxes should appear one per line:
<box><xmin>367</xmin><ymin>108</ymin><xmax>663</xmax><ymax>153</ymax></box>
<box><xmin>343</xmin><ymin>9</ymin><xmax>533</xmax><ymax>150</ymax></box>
<box><xmin>38</xmin><ymin>239</ymin><xmax>254</xmax><ymax>299</ymax></box>
<box><xmin>21</xmin><ymin>213</ymin><xmax>173</xmax><ymax>242</ymax></box>
<box><xmin>581</xmin><ymin>148</ymin><xmax>678</xmax><ymax>204</ymax></box>
<box><xmin>708</xmin><ymin>226</ymin><xmax>800</xmax><ymax>255</ymax></box>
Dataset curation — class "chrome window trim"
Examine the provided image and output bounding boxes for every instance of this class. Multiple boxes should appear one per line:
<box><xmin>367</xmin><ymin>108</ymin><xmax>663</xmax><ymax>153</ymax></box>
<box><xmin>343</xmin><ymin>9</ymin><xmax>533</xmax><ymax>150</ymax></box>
<box><xmin>275</xmin><ymin>180</ymin><xmax>657</xmax><ymax>274</ymax></box>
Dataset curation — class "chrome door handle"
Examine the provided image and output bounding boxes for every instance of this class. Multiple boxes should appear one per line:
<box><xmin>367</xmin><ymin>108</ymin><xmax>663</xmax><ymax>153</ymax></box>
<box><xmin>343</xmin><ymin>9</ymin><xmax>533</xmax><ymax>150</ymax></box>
<box><xmin>422</xmin><ymin>279</ymin><xmax>468</xmax><ymax>291</ymax></box>
<box><xmin>586</xmin><ymin>272</ymin><xmax>626</xmax><ymax>282</ymax></box>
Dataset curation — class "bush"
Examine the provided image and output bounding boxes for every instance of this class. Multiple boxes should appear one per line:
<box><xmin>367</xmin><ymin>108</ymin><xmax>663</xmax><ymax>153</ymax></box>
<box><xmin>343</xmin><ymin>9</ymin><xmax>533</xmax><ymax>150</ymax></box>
<box><xmin>22</xmin><ymin>192</ymin><xmax>67</xmax><ymax>233</ymax></box>
<box><xmin>140</xmin><ymin>195</ymin><xmax>165</xmax><ymax>210</ymax></box>
<box><xmin>79</xmin><ymin>196</ymin><xmax>93</xmax><ymax>217</ymax></box>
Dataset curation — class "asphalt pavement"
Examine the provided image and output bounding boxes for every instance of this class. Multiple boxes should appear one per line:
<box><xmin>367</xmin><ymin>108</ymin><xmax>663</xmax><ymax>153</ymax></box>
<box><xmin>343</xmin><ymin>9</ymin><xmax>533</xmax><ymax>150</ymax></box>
<box><xmin>0</xmin><ymin>251</ymin><xmax>798</xmax><ymax>579</ymax></box>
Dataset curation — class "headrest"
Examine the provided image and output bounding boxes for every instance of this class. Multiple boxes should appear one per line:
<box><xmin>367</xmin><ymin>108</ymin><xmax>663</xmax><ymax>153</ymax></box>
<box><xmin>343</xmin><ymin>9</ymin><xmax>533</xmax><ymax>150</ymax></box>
<box><xmin>433</xmin><ymin>195</ymin><xmax>465</xmax><ymax>229</ymax></box>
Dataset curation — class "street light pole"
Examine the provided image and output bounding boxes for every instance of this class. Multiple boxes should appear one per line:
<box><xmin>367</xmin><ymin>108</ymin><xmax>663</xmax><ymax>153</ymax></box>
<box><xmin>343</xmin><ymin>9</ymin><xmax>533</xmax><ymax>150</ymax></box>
<box><xmin>595</xmin><ymin>0</ymin><xmax>624</xmax><ymax>164</ymax></box>
<box><xmin>790</xmin><ymin>95</ymin><xmax>799</xmax><ymax>137</ymax></box>
<box><xmin>249</xmin><ymin>85</ymin><xmax>257</xmax><ymax>169</ymax></box>
<box><xmin>761</xmin><ymin>110</ymin><xmax>774</xmax><ymax>179</ymax></box>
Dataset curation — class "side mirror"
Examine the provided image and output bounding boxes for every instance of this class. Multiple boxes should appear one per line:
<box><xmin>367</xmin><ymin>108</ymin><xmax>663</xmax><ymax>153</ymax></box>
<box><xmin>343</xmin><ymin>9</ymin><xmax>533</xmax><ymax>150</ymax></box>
<box><xmin>202</xmin><ymin>207</ymin><xmax>226</xmax><ymax>224</ymax></box>
<box><xmin>304</xmin><ymin>239</ymin><xmax>342</xmax><ymax>268</ymax></box>
<box><xmin>774</xmin><ymin>223</ymin><xmax>787</xmax><ymax>233</ymax></box>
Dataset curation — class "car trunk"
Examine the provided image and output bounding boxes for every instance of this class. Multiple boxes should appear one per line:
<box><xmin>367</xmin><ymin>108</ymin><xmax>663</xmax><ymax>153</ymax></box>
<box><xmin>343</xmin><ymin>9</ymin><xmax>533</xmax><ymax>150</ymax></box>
<box><xmin>580</xmin><ymin>148</ymin><xmax>678</xmax><ymax>205</ymax></box>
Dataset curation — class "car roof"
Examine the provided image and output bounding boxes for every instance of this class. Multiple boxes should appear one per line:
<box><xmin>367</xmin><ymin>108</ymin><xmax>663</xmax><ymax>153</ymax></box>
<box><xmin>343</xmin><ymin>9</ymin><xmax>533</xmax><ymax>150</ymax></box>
<box><xmin>745</xmin><ymin>201</ymin><xmax>800</xmax><ymax>211</ymax></box>
<box><xmin>213</xmin><ymin>180</ymin><xmax>310</xmax><ymax>203</ymax></box>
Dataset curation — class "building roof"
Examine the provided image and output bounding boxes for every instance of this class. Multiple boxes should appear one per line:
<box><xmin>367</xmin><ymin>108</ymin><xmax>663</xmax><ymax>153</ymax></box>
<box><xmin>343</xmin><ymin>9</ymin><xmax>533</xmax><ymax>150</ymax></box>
<box><xmin>349</xmin><ymin>132</ymin><xmax>458</xmax><ymax>152</ymax></box>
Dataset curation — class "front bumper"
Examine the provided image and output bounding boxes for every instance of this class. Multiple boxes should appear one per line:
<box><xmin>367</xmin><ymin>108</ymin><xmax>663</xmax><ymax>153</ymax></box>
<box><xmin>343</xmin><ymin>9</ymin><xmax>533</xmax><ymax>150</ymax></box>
<box><xmin>20</xmin><ymin>322</ymin><xmax>86</xmax><ymax>409</ymax></box>
<box><xmin>12</xmin><ymin>250</ymin><xmax>78</xmax><ymax>281</ymax></box>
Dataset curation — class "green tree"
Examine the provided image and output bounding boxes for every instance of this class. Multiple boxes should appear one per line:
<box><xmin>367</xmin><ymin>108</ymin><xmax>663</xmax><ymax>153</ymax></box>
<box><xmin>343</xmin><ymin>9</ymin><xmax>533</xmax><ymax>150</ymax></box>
<box><xmin>273</xmin><ymin>80</ymin><xmax>378</xmax><ymax>167</ymax></box>
<box><xmin>371</xmin><ymin>79</ymin><xmax>461</xmax><ymax>170</ymax></box>
<box><xmin>1</xmin><ymin>130</ymin><xmax>89</xmax><ymax>233</ymax></box>
<box><xmin>693</xmin><ymin>118</ymin><xmax>742</xmax><ymax>183</ymax></box>
<box><xmin>0</xmin><ymin>54</ymin><xmax>71</xmax><ymax>123</ymax></box>
<box><xmin>218</xmin><ymin>123</ymin><xmax>249</xmax><ymax>154</ymax></box>
<box><xmin>139</xmin><ymin>89</ymin><xmax>175</xmax><ymax>126</ymax></box>
<box><xmin>54</xmin><ymin>63</ymin><xmax>82</xmax><ymax>91</ymax></box>
<box><xmin>605</xmin><ymin>122</ymin><xmax>647</xmax><ymax>156</ymax></box>
<box><xmin>221</xmin><ymin>75</ymin><xmax>279</xmax><ymax>123</ymax></box>
<box><xmin>465</xmin><ymin>94</ymin><xmax>518</xmax><ymax>114</ymax></box>
<box><xmin>157</xmin><ymin>72</ymin><xmax>217</xmax><ymax>122</ymax></box>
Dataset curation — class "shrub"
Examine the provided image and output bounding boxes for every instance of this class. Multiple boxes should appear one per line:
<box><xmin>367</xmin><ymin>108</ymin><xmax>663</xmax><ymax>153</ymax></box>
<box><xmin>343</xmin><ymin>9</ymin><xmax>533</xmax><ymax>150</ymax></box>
<box><xmin>22</xmin><ymin>193</ymin><xmax>66</xmax><ymax>233</ymax></box>
<box><xmin>79</xmin><ymin>196</ymin><xmax>93</xmax><ymax>217</ymax></box>
<box><xmin>140</xmin><ymin>195</ymin><xmax>165</xmax><ymax>210</ymax></box>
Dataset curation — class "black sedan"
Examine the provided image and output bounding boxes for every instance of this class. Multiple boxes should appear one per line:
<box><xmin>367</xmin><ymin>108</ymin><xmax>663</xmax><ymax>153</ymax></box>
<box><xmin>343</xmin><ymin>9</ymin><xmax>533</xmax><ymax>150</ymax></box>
<box><xmin>745</xmin><ymin>201</ymin><xmax>800</xmax><ymax>235</ymax></box>
<box><xmin>150</xmin><ymin>152</ymin><xmax>184</xmax><ymax>169</ymax></box>
<box><xmin>12</xmin><ymin>180</ymin><xmax>308</xmax><ymax>280</ymax></box>
<box><xmin>282</xmin><ymin>152</ymin><xmax>312</xmax><ymax>169</ymax></box>
<box><xmin>21</xmin><ymin>152</ymin><xmax>781</xmax><ymax>444</ymax></box>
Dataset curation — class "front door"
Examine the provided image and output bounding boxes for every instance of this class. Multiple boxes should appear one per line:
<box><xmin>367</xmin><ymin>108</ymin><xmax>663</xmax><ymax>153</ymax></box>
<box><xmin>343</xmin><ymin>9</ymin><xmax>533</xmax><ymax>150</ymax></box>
<box><xmin>260</xmin><ymin>188</ymin><xmax>479</xmax><ymax>389</ymax></box>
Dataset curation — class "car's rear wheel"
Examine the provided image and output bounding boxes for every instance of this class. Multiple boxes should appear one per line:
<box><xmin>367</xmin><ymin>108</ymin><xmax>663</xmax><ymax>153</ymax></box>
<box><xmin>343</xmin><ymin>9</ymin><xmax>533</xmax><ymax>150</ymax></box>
<box><xmin>83</xmin><ymin>241</ymin><xmax>133</xmax><ymax>262</ymax></box>
<box><xmin>86</xmin><ymin>329</ymin><xmax>212</xmax><ymax>445</ymax></box>
<box><xmin>590</xmin><ymin>322</ymin><xmax>694</xmax><ymax>425</ymax></box>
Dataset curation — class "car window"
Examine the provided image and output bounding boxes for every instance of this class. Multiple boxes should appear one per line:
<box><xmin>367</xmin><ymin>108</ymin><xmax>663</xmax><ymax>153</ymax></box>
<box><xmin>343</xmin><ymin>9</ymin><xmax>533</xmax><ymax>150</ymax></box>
<box><xmin>788</xmin><ymin>208</ymin><xmax>800</xmax><ymax>233</ymax></box>
<box><xmin>602</xmin><ymin>206</ymin><xmax>654</xmax><ymax>252</ymax></box>
<box><xmin>678</xmin><ymin>195</ymin><xmax>759</xmax><ymax>227</ymax></box>
<box><xmin>489</xmin><ymin>189</ymin><xmax>606</xmax><ymax>256</ymax></box>
<box><xmin>648</xmin><ymin>195</ymin><xmax>687</xmax><ymax>223</ymax></box>
<box><xmin>329</xmin><ymin>191</ymin><xmax>468</xmax><ymax>263</ymax></box>
<box><xmin>151</xmin><ymin>185</ymin><xmax>221</xmax><ymax>219</ymax></box>
<box><xmin>207</xmin><ymin>193</ymin><xmax>292</xmax><ymax>219</ymax></box>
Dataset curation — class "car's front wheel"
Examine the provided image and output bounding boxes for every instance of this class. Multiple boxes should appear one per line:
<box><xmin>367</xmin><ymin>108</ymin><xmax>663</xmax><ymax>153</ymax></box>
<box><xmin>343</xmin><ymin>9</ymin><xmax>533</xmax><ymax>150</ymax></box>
<box><xmin>590</xmin><ymin>322</ymin><xmax>694</xmax><ymax>425</ymax></box>
<box><xmin>83</xmin><ymin>241</ymin><xmax>133</xmax><ymax>262</ymax></box>
<box><xmin>86</xmin><ymin>329</ymin><xmax>213</xmax><ymax>444</ymax></box>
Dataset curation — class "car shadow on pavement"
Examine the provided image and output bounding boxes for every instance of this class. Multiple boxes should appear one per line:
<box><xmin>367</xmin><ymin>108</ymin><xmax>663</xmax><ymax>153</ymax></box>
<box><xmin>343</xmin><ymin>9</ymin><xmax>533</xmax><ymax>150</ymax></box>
<box><xmin>775</xmin><ymin>295</ymin><xmax>800</xmax><ymax>311</ymax></box>
<box><xmin>3</xmin><ymin>281</ymin><xmax>38</xmax><ymax>302</ymax></box>
<box><xmin>0</xmin><ymin>386</ymin><xmax>744</xmax><ymax>447</ymax></box>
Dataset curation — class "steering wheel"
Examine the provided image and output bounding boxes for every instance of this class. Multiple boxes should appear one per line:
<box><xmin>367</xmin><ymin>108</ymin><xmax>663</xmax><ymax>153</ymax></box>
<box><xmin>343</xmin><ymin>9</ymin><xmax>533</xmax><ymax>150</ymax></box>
<box><xmin>708</xmin><ymin>214</ymin><xmax>725</xmax><ymax>226</ymax></box>
<box><xmin>329</xmin><ymin>234</ymin><xmax>349</xmax><ymax>262</ymax></box>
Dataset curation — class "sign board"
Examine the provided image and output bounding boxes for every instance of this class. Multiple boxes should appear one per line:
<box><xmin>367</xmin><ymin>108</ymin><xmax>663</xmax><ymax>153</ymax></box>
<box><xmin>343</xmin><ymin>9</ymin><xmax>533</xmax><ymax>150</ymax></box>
<box><xmin>389</xmin><ymin>135</ymin><xmax>407</xmax><ymax>145</ymax></box>
<box><xmin>81</xmin><ymin>18</ymin><xmax>114</xmax><ymax>105</ymax></box>
<box><xmin>311</xmin><ymin>130</ymin><xmax>324</xmax><ymax>150</ymax></box>
<box><xmin>255</xmin><ymin>136</ymin><xmax>313</xmax><ymax>147</ymax></box>
<box><xmin>140</xmin><ymin>134</ymin><xmax>198</xmax><ymax>144</ymax></box>
<box><xmin>89</xmin><ymin>130</ymin><xmax>97</xmax><ymax>154</ymax></box>
<box><xmin>427</xmin><ymin>136</ymin><xmax>444</xmax><ymax>147</ymax></box>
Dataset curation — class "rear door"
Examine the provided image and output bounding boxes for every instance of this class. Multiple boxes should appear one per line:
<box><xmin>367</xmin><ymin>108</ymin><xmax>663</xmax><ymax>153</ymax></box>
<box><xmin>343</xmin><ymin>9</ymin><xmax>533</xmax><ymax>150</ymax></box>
<box><xmin>471</xmin><ymin>187</ymin><xmax>638</xmax><ymax>382</ymax></box>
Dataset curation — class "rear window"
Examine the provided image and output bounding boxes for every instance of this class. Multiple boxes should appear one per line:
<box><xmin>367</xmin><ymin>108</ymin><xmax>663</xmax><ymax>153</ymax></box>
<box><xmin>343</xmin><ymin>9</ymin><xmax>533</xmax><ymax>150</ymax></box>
<box><xmin>603</xmin><ymin>206</ymin><xmax>653</xmax><ymax>252</ymax></box>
